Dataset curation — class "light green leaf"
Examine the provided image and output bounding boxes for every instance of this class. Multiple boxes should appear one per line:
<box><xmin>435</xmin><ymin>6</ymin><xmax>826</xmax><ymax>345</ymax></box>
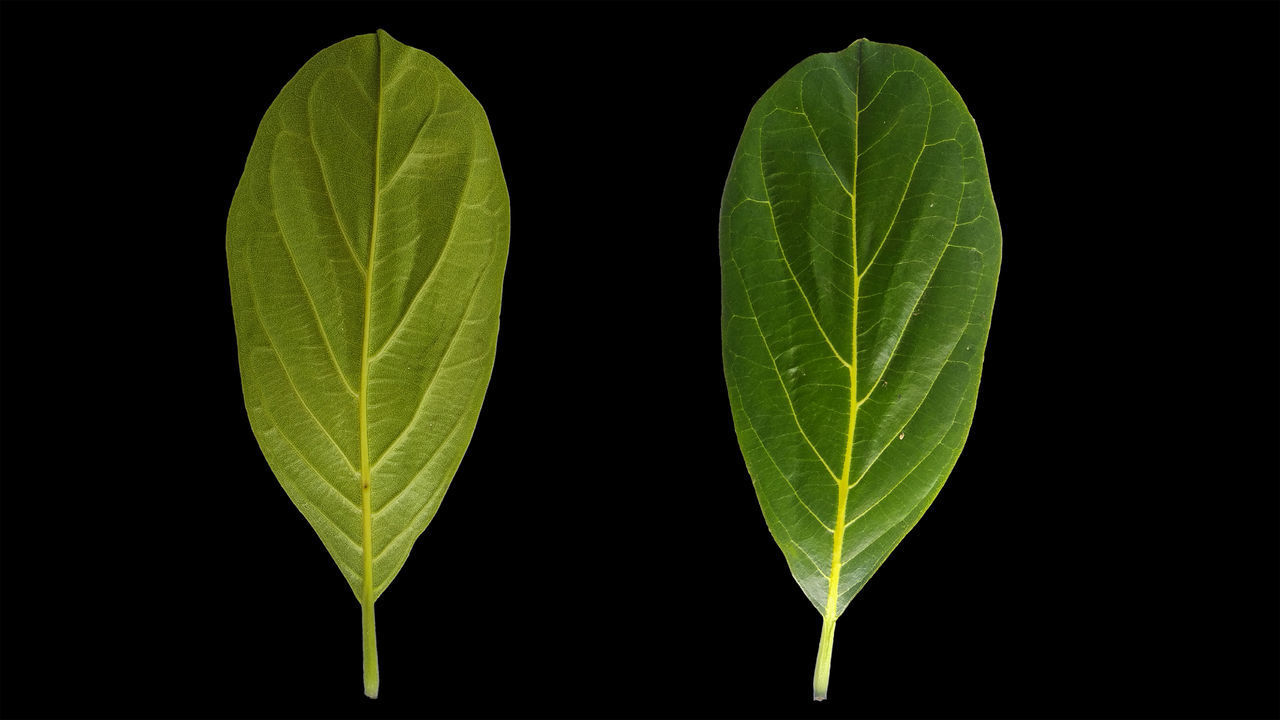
<box><xmin>719</xmin><ymin>39</ymin><xmax>1000</xmax><ymax>700</ymax></box>
<box><xmin>226</xmin><ymin>29</ymin><xmax>509</xmax><ymax>698</ymax></box>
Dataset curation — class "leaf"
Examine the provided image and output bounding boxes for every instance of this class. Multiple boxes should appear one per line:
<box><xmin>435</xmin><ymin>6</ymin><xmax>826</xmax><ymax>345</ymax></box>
<box><xmin>719</xmin><ymin>39</ymin><xmax>1000</xmax><ymax>700</ymax></box>
<box><xmin>225</xmin><ymin>30</ymin><xmax>510</xmax><ymax>698</ymax></box>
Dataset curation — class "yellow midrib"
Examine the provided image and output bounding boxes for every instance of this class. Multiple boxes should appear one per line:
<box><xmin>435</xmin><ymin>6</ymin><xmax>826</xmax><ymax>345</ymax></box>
<box><xmin>359</xmin><ymin>38</ymin><xmax>384</xmax><ymax>609</ymax></box>
<box><xmin>827</xmin><ymin>49</ymin><xmax>862</xmax><ymax>623</ymax></box>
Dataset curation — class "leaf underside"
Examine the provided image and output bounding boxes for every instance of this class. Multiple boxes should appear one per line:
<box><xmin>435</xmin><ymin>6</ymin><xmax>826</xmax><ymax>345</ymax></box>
<box><xmin>227</xmin><ymin>30</ymin><xmax>510</xmax><ymax>602</ymax></box>
<box><xmin>720</xmin><ymin>40</ymin><xmax>1000</xmax><ymax>621</ymax></box>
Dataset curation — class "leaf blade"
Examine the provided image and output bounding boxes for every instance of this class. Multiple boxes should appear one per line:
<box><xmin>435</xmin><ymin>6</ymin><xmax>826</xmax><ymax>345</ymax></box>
<box><xmin>720</xmin><ymin>39</ymin><xmax>1000</xmax><ymax>696</ymax></box>
<box><xmin>227</xmin><ymin>29</ymin><xmax>509</xmax><ymax>694</ymax></box>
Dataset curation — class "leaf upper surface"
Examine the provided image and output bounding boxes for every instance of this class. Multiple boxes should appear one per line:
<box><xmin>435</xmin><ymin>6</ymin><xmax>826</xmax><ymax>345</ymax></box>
<box><xmin>227</xmin><ymin>30</ymin><xmax>510</xmax><ymax>600</ymax></box>
<box><xmin>720</xmin><ymin>40</ymin><xmax>1000</xmax><ymax>618</ymax></box>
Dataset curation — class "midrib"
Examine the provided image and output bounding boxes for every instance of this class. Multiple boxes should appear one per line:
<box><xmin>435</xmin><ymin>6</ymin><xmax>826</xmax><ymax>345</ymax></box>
<box><xmin>359</xmin><ymin>38</ymin><xmax>384</xmax><ymax>613</ymax></box>
<box><xmin>827</xmin><ymin>46</ymin><xmax>862</xmax><ymax>622</ymax></box>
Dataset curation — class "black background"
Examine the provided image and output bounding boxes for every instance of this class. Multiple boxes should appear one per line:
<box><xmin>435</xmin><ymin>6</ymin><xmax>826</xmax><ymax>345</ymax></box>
<box><xmin>1</xmin><ymin>2</ymin><xmax>1277</xmax><ymax>718</ymax></box>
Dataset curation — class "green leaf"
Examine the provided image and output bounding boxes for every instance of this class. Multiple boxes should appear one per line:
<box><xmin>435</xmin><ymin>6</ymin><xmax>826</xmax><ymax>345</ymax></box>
<box><xmin>719</xmin><ymin>39</ymin><xmax>1000</xmax><ymax>700</ymax></box>
<box><xmin>226</xmin><ymin>30</ymin><xmax>509</xmax><ymax>698</ymax></box>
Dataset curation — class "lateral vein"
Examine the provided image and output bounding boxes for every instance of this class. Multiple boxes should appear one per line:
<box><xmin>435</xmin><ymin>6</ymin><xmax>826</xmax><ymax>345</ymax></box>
<box><xmin>730</xmin><ymin>258</ymin><xmax>841</xmax><ymax>482</ymax></box>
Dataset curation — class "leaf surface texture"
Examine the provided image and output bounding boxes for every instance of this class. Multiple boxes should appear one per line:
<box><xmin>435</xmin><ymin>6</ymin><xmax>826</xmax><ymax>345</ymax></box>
<box><xmin>227</xmin><ymin>30</ymin><xmax>509</xmax><ymax>609</ymax></box>
<box><xmin>719</xmin><ymin>39</ymin><xmax>1000</xmax><ymax>688</ymax></box>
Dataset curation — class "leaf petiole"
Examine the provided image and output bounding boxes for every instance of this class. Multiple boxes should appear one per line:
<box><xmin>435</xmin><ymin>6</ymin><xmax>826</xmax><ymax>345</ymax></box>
<box><xmin>812</xmin><ymin>614</ymin><xmax>836</xmax><ymax>701</ymax></box>
<box><xmin>363</xmin><ymin>601</ymin><xmax>379</xmax><ymax>698</ymax></box>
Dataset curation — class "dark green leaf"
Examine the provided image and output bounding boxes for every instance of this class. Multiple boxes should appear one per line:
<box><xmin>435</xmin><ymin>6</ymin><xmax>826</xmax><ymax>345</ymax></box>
<box><xmin>719</xmin><ymin>39</ymin><xmax>1000</xmax><ymax>699</ymax></box>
